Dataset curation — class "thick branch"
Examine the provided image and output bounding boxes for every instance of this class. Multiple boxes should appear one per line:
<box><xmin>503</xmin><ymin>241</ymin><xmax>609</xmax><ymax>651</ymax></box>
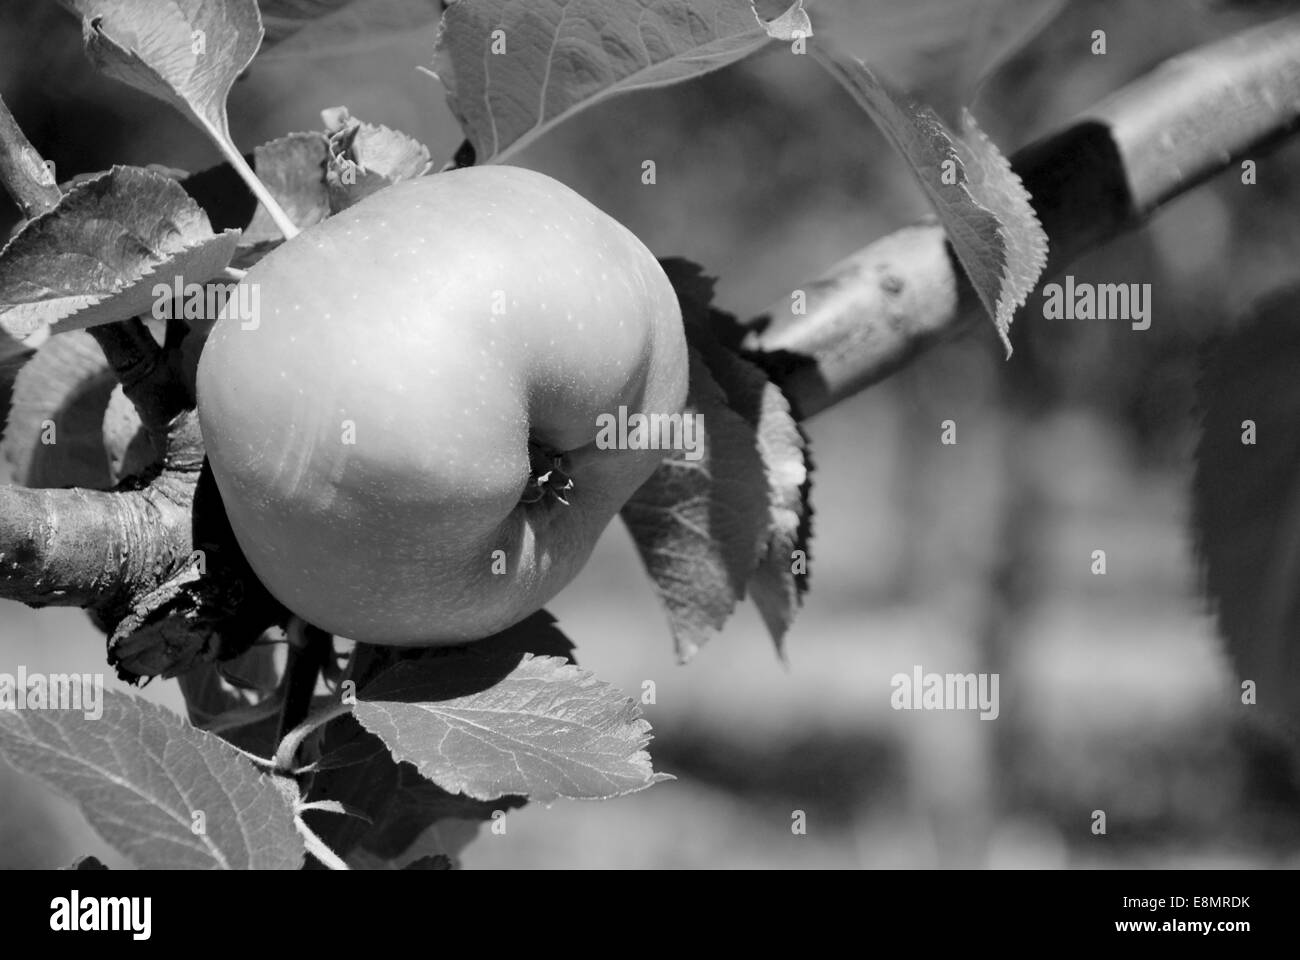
<box><xmin>0</xmin><ymin>411</ymin><xmax>202</xmax><ymax>612</ymax></box>
<box><xmin>744</xmin><ymin>13</ymin><xmax>1300</xmax><ymax>420</ymax></box>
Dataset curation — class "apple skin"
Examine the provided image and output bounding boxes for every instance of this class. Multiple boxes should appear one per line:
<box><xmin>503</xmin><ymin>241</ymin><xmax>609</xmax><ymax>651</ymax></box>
<box><xmin>196</xmin><ymin>166</ymin><xmax>687</xmax><ymax>645</ymax></box>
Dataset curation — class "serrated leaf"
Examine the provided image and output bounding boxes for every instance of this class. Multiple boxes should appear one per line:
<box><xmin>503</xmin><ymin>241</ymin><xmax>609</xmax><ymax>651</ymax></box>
<box><xmin>433</xmin><ymin>0</ymin><xmax>806</xmax><ymax>162</ymax></box>
<box><xmin>956</xmin><ymin>109</ymin><xmax>1048</xmax><ymax>352</ymax></box>
<box><xmin>0</xmin><ymin>330</ymin><xmax>115</xmax><ymax>489</ymax></box>
<box><xmin>310</xmin><ymin>613</ymin><xmax>565</xmax><ymax>860</ymax></box>
<box><xmin>815</xmin><ymin>54</ymin><xmax>1046</xmax><ymax>353</ymax></box>
<box><xmin>0</xmin><ymin>692</ymin><xmax>304</xmax><ymax>869</ymax></box>
<box><xmin>66</xmin><ymin>0</ymin><xmax>263</xmax><ymax>151</ymax></box>
<box><xmin>242</xmin><ymin>133</ymin><xmax>332</xmax><ymax>245</ymax></box>
<box><xmin>0</xmin><ymin>167</ymin><xmax>240</xmax><ymax>339</ymax></box>
<box><xmin>258</xmin><ymin>0</ymin><xmax>441</xmax><ymax>60</ymax></box>
<box><xmin>723</xmin><ymin>355</ymin><xmax>811</xmax><ymax>653</ymax></box>
<box><xmin>622</xmin><ymin>349</ymin><xmax>772</xmax><ymax>661</ymax></box>
<box><xmin>322</xmin><ymin>109</ymin><xmax>432</xmax><ymax>212</ymax></box>
<box><xmin>652</xmin><ymin>259</ymin><xmax>813</xmax><ymax>655</ymax></box>
<box><xmin>308</xmin><ymin>717</ymin><xmax>525</xmax><ymax>868</ymax></box>
<box><xmin>1193</xmin><ymin>284</ymin><xmax>1300</xmax><ymax>741</ymax></box>
<box><xmin>353</xmin><ymin>646</ymin><xmax>667</xmax><ymax>804</ymax></box>
<box><xmin>812</xmin><ymin>0</ymin><xmax>1066</xmax><ymax>125</ymax></box>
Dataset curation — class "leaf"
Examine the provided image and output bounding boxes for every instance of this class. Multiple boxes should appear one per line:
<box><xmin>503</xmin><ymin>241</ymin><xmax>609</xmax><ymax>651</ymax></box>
<box><xmin>624</xmin><ymin>256</ymin><xmax>806</xmax><ymax>658</ymax></box>
<box><xmin>647</xmin><ymin>259</ymin><xmax>813</xmax><ymax>656</ymax></box>
<box><xmin>433</xmin><ymin>0</ymin><xmax>807</xmax><ymax>162</ymax></box>
<box><xmin>353</xmin><ymin>645</ymin><xmax>668</xmax><ymax>803</ymax></box>
<box><xmin>64</xmin><ymin>855</ymin><xmax>111</xmax><ymax>870</ymax></box>
<box><xmin>242</xmin><ymin>133</ymin><xmax>332</xmax><ymax>245</ymax></box>
<box><xmin>308</xmin><ymin>613</ymin><xmax>566</xmax><ymax>861</ymax></box>
<box><xmin>66</xmin><ymin>0</ymin><xmax>263</xmax><ymax>152</ymax></box>
<box><xmin>102</xmin><ymin>383</ymin><xmax>162</xmax><ymax>484</ymax></box>
<box><xmin>710</xmin><ymin>345</ymin><xmax>811</xmax><ymax>654</ymax></box>
<box><xmin>258</xmin><ymin>0</ymin><xmax>442</xmax><ymax>61</ymax></box>
<box><xmin>815</xmin><ymin>55</ymin><xmax>1046</xmax><ymax>353</ymax></box>
<box><xmin>0</xmin><ymin>167</ymin><xmax>240</xmax><ymax>339</ymax></box>
<box><xmin>307</xmin><ymin>718</ymin><xmax>525</xmax><ymax>868</ymax></box>
<box><xmin>811</xmin><ymin>0</ymin><xmax>1067</xmax><ymax>124</ymax></box>
<box><xmin>622</xmin><ymin>348</ymin><xmax>772</xmax><ymax>661</ymax></box>
<box><xmin>321</xmin><ymin>108</ymin><xmax>433</xmax><ymax>212</ymax></box>
<box><xmin>176</xmin><ymin>642</ymin><xmax>283</xmax><ymax>723</ymax></box>
<box><xmin>956</xmin><ymin>109</ymin><xmax>1048</xmax><ymax>353</ymax></box>
<box><xmin>403</xmin><ymin>854</ymin><xmax>453</xmax><ymax>870</ymax></box>
<box><xmin>0</xmin><ymin>330</ymin><xmax>116</xmax><ymax>489</ymax></box>
<box><xmin>0</xmin><ymin>691</ymin><xmax>304</xmax><ymax>869</ymax></box>
<box><xmin>1193</xmin><ymin>284</ymin><xmax>1300</xmax><ymax>742</ymax></box>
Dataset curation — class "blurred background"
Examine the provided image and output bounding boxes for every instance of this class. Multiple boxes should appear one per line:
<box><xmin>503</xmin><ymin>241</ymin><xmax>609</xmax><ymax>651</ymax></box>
<box><xmin>3</xmin><ymin>0</ymin><xmax>1300</xmax><ymax>868</ymax></box>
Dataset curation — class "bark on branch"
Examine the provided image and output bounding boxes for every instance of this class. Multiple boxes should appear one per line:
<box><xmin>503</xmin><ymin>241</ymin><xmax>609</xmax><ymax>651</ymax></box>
<box><xmin>743</xmin><ymin>13</ymin><xmax>1300</xmax><ymax>420</ymax></box>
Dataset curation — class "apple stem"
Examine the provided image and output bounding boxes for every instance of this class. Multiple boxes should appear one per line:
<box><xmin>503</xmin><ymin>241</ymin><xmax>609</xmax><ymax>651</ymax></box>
<box><xmin>275</xmin><ymin>617</ymin><xmax>333</xmax><ymax>753</ymax></box>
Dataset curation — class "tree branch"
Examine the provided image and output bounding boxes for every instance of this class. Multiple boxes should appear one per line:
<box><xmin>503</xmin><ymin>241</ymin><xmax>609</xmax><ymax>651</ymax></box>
<box><xmin>87</xmin><ymin>318</ymin><xmax>192</xmax><ymax>439</ymax></box>
<box><xmin>743</xmin><ymin>13</ymin><xmax>1300</xmax><ymax>420</ymax></box>
<box><xmin>0</xmin><ymin>411</ymin><xmax>202</xmax><ymax>613</ymax></box>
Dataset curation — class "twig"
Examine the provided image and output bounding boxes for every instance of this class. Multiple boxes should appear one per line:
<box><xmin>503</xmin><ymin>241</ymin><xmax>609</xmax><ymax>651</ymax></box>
<box><xmin>742</xmin><ymin>13</ymin><xmax>1300</xmax><ymax>420</ymax></box>
<box><xmin>86</xmin><ymin>317</ymin><xmax>192</xmax><ymax>438</ymax></box>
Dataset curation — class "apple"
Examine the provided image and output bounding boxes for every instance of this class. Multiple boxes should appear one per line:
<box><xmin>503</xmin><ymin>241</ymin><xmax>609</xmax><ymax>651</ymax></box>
<box><xmin>196</xmin><ymin>166</ymin><xmax>687</xmax><ymax>645</ymax></box>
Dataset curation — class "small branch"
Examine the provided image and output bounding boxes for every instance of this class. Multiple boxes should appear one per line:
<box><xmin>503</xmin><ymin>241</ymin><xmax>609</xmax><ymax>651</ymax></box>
<box><xmin>87</xmin><ymin>317</ymin><xmax>192</xmax><ymax>439</ymax></box>
<box><xmin>742</xmin><ymin>13</ymin><xmax>1300</xmax><ymax>420</ymax></box>
<box><xmin>0</xmin><ymin>94</ymin><xmax>60</xmax><ymax>218</ymax></box>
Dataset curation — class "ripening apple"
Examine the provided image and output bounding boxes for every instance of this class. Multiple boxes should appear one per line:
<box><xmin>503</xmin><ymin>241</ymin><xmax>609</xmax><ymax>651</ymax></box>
<box><xmin>196</xmin><ymin>166</ymin><xmax>687</xmax><ymax>645</ymax></box>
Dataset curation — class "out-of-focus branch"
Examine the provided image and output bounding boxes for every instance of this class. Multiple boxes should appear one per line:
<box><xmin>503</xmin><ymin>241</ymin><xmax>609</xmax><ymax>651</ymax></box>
<box><xmin>743</xmin><ymin>14</ymin><xmax>1300</xmax><ymax>420</ymax></box>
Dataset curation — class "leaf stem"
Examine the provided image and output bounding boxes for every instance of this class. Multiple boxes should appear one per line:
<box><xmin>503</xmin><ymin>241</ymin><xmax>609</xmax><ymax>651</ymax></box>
<box><xmin>295</xmin><ymin>816</ymin><xmax>350</xmax><ymax>870</ymax></box>
<box><xmin>274</xmin><ymin>700</ymin><xmax>352</xmax><ymax>772</ymax></box>
<box><xmin>213</xmin><ymin>136</ymin><xmax>300</xmax><ymax>241</ymax></box>
<box><xmin>0</xmin><ymin>93</ymin><xmax>60</xmax><ymax>218</ymax></box>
